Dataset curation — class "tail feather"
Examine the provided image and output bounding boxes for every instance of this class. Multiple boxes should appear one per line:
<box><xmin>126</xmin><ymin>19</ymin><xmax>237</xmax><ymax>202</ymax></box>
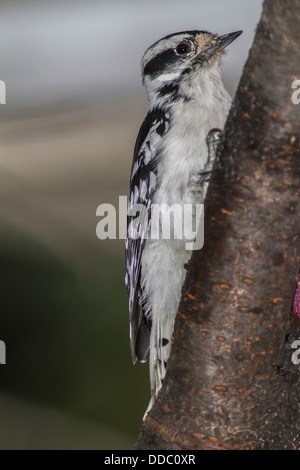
<box><xmin>144</xmin><ymin>317</ymin><xmax>174</xmax><ymax>418</ymax></box>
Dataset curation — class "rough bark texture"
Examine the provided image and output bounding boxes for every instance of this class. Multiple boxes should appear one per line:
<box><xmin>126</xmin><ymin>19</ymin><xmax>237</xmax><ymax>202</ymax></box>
<box><xmin>135</xmin><ymin>0</ymin><xmax>300</xmax><ymax>450</ymax></box>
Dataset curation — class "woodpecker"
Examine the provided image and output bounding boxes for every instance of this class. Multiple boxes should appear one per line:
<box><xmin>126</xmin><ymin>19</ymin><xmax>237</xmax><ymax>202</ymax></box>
<box><xmin>125</xmin><ymin>29</ymin><xmax>242</xmax><ymax>414</ymax></box>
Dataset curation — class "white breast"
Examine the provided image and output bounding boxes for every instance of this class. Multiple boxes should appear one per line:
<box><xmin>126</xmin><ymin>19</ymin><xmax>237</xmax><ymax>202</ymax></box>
<box><xmin>154</xmin><ymin>83</ymin><xmax>231</xmax><ymax>207</ymax></box>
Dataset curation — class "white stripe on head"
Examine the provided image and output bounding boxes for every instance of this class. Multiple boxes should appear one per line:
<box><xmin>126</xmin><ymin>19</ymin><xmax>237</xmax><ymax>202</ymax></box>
<box><xmin>156</xmin><ymin>71</ymin><xmax>181</xmax><ymax>82</ymax></box>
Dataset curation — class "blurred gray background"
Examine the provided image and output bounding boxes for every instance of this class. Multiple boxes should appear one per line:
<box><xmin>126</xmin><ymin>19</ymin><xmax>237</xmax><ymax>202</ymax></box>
<box><xmin>0</xmin><ymin>0</ymin><xmax>263</xmax><ymax>449</ymax></box>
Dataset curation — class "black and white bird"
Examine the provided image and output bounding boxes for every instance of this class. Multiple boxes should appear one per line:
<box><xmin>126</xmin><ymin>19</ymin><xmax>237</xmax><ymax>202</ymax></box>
<box><xmin>125</xmin><ymin>29</ymin><xmax>242</xmax><ymax>414</ymax></box>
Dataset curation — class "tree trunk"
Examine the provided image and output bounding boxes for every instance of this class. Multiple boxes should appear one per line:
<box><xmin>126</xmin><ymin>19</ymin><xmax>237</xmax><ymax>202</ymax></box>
<box><xmin>135</xmin><ymin>0</ymin><xmax>300</xmax><ymax>450</ymax></box>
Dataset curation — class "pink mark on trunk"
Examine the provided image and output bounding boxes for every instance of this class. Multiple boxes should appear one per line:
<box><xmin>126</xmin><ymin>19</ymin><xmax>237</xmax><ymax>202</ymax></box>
<box><xmin>293</xmin><ymin>270</ymin><xmax>300</xmax><ymax>317</ymax></box>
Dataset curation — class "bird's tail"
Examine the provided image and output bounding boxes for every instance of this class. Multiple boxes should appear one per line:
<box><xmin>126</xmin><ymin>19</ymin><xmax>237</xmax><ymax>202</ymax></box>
<box><xmin>144</xmin><ymin>316</ymin><xmax>174</xmax><ymax>418</ymax></box>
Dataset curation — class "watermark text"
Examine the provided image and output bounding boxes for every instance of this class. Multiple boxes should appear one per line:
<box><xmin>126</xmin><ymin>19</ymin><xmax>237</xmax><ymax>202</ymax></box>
<box><xmin>0</xmin><ymin>80</ymin><xmax>6</xmax><ymax>104</ymax></box>
<box><xmin>291</xmin><ymin>80</ymin><xmax>300</xmax><ymax>104</ymax></box>
<box><xmin>0</xmin><ymin>341</ymin><xmax>6</xmax><ymax>364</ymax></box>
<box><xmin>291</xmin><ymin>339</ymin><xmax>300</xmax><ymax>364</ymax></box>
<box><xmin>96</xmin><ymin>196</ymin><xmax>204</xmax><ymax>250</ymax></box>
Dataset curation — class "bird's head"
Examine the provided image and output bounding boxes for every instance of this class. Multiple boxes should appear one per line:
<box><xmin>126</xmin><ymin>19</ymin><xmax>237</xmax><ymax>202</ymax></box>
<box><xmin>141</xmin><ymin>30</ymin><xmax>242</xmax><ymax>103</ymax></box>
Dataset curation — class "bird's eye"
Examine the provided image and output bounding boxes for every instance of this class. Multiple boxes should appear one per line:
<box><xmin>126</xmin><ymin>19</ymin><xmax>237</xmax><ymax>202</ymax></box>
<box><xmin>175</xmin><ymin>41</ymin><xmax>192</xmax><ymax>55</ymax></box>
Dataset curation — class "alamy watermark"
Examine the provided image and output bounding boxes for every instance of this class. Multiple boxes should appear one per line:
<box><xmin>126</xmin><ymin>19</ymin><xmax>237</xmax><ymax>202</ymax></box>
<box><xmin>0</xmin><ymin>341</ymin><xmax>6</xmax><ymax>364</ymax></box>
<box><xmin>0</xmin><ymin>80</ymin><xmax>6</xmax><ymax>104</ymax></box>
<box><xmin>291</xmin><ymin>340</ymin><xmax>300</xmax><ymax>365</ymax></box>
<box><xmin>96</xmin><ymin>196</ymin><xmax>204</xmax><ymax>250</ymax></box>
<box><xmin>291</xmin><ymin>80</ymin><xmax>300</xmax><ymax>104</ymax></box>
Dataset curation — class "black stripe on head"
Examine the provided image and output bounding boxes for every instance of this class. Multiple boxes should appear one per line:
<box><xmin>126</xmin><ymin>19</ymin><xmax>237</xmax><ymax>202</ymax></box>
<box><xmin>158</xmin><ymin>81</ymin><xmax>191</xmax><ymax>103</ymax></box>
<box><xmin>158</xmin><ymin>82</ymin><xmax>180</xmax><ymax>100</ymax></box>
<box><xmin>143</xmin><ymin>48</ymin><xmax>179</xmax><ymax>78</ymax></box>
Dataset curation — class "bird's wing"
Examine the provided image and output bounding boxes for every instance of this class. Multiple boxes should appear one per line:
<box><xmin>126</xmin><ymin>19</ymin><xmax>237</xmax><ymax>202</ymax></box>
<box><xmin>125</xmin><ymin>107</ymin><xmax>170</xmax><ymax>363</ymax></box>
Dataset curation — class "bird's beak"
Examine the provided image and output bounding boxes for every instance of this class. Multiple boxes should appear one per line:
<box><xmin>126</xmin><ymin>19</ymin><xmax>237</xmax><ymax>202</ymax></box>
<box><xmin>202</xmin><ymin>30</ymin><xmax>243</xmax><ymax>59</ymax></box>
<box><xmin>215</xmin><ymin>30</ymin><xmax>243</xmax><ymax>50</ymax></box>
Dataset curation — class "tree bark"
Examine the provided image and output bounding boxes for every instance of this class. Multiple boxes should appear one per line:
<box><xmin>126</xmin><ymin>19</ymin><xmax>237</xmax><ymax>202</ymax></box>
<box><xmin>135</xmin><ymin>0</ymin><xmax>300</xmax><ymax>450</ymax></box>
